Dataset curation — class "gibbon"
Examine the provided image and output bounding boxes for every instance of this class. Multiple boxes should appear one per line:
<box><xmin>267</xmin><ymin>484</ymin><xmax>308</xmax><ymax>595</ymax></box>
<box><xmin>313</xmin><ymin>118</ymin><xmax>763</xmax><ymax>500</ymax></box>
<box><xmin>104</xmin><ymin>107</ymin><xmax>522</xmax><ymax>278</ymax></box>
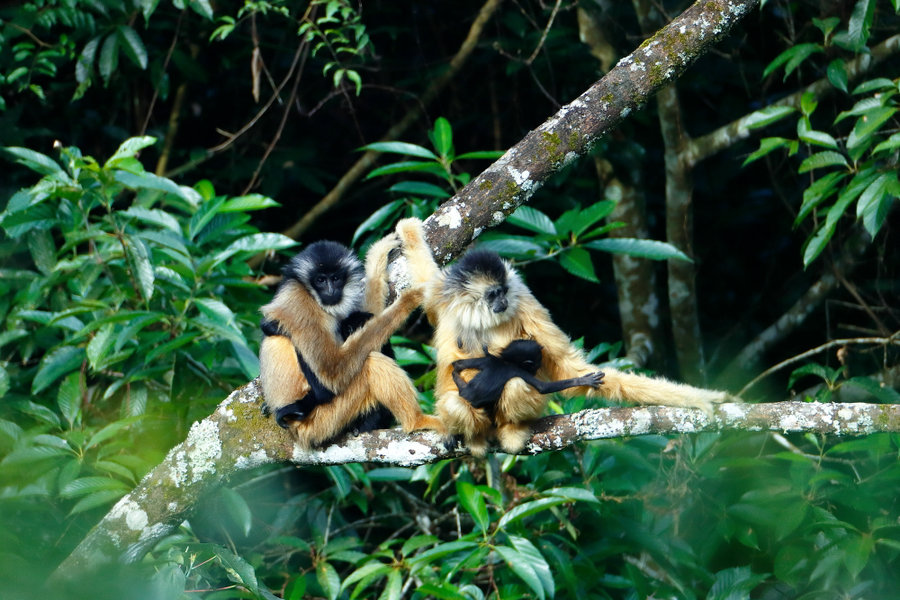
<box><xmin>396</xmin><ymin>217</ymin><xmax>730</xmax><ymax>455</ymax></box>
<box><xmin>258</xmin><ymin>237</ymin><xmax>444</xmax><ymax>447</ymax></box>
<box><xmin>452</xmin><ymin>340</ymin><xmax>605</xmax><ymax>418</ymax></box>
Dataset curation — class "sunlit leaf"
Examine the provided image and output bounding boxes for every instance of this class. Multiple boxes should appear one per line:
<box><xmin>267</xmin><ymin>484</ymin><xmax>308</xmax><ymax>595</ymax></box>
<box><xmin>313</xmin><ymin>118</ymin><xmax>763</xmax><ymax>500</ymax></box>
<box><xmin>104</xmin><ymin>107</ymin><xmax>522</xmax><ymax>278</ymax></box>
<box><xmin>744</xmin><ymin>105</ymin><xmax>796</xmax><ymax>130</ymax></box>
<box><xmin>586</xmin><ymin>238</ymin><xmax>691</xmax><ymax>262</ymax></box>
<box><xmin>361</xmin><ymin>142</ymin><xmax>438</xmax><ymax>160</ymax></box>
<box><xmin>507</xmin><ymin>206</ymin><xmax>556</xmax><ymax>235</ymax></box>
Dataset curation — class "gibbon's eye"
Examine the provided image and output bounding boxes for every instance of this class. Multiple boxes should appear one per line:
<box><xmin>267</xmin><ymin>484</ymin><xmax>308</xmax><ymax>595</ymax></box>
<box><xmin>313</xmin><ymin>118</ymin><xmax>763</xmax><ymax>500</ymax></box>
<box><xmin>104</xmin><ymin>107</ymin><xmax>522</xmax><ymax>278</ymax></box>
<box><xmin>522</xmin><ymin>360</ymin><xmax>536</xmax><ymax>370</ymax></box>
<box><xmin>315</xmin><ymin>275</ymin><xmax>327</xmax><ymax>285</ymax></box>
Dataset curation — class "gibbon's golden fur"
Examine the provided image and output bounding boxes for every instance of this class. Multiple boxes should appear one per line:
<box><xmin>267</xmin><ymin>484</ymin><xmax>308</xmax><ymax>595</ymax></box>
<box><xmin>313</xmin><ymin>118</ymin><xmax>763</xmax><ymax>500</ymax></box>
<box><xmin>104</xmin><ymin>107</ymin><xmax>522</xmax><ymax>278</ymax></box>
<box><xmin>396</xmin><ymin>217</ymin><xmax>729</xmax><ymax>455</ymax></box>
<box><xmin>259</xmin><ymin>235</ymin><xmax>444</xmax><ymax>448</ymax></box>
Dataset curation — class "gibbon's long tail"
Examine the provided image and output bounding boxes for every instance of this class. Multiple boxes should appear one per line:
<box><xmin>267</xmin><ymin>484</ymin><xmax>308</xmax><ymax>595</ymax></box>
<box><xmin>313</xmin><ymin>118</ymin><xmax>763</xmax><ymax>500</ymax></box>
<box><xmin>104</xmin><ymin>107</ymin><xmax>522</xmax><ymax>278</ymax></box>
<box><xmin>592</xmin><ymin>369</ymin><xmax>729</xmax><ymax>413</ymax></box>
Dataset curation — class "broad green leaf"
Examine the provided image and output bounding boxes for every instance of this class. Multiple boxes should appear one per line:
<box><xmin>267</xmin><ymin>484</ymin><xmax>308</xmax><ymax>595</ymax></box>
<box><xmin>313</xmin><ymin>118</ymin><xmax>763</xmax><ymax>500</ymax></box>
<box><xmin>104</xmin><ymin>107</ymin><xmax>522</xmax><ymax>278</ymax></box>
<box><xmin>28</xmin><ymin>228</ymin><xmax>56</xmax><ymax>275</ymax></box>
<box><xmin>507</xmin><ymin>206</ymin><xmax>556</xmax><ymax>235</ymax></box>
<box><xmin>115</xmin><ymin>171</ymin><xmax>201</xmax><ymax>205</ymax></box>
<box><xmin>856</xmin><ymin>173</ymin><xmax>894</xmax><ymax>237</ymax></box>
<box><xmin>221</xmin><ymin>233</ymin><xmax>297</xmax><ymax>255</ymax></box>
<box><xmin>743</xmin><ymin>137</ymin><xmax>797</xmax><ymax>166</ymax></box>
<box><xmin>125</xmin><ymin>235</ymin><xmax>155</xmax><ymax>302</ymax></box>
<box><xmin>219</xmin><ymin>194</ymin><xmax>280</xmax><ymax>212</ymax></box>
<box><xmin>457</xmin><ymin>481</ymin><xmax>490</xmax><ymax>534</ymax></box>
<box><xmin>476</xmin><ymin>238</ymin><xmax>546</xmax><ymax>259</ymax></box>
<box><xmin>361</xmin><ymin>142</ymin><xmax>438</xmax><ymax>160</ymax></box>
<box><xmin>189</xmin><ymin>0</ymin><xmax>214</xmax><ymax>20</ymax></box>
<box><xmin>497</xmin><ymin>496</ymin><xmax>569</xmax><ymax>529</ymax></box>
<box><xmin>795</xmin><ymin>171</ymin><xmax>848</xmax><ymax>226</ymax></box>
<box><xmin>98</xmin><ymin>32</ymin><xmax>119</xmax><ymax>84</ymax></box>
<box><xmin>546</xmin><ymin>486</ymin><xmax>600</xmax><ymax>503</ymax></box>
<box><xmin>122</xmin><ymin>206</ymin><xmax>182</xmax><ymax>233</ymax></box>
<box><xmin>456</xmin><ymin>150</ymin><xmax>505</xmax><ymax>160</ymax></box>
<box><xmin>400</xmin><ymin>535</ymin><xmax>439</xmax><ymax>557</ymax></box>
<box><xmin>352</xmin><ymin>200</ymin><xmax>403</xmax><ymax>245</ymax></box>
<box><xmin>803</xmin><ymin>169</ymin><xmax>879</xmax><ymax>265</ymax></box>
<box><xmin>826</xmin><ymin>59</ymin><xmax>848</xmax><ymax>92</ymax></box>
<box><xmin>2</xmin><ymin>146</ymin><xmax>64</xmax><ymax>176</ymax></box>
<box><xmin>143</xmin><ymin>332</ymin><xmax>200</xmax><ymax>363</ymax></box>
<box><xmin>0</xmin><ymin>444</ymin><xmax>69</xmax><ymax>466</ymax></box>
<box><xmin>558</xmin><ymin>247</ymin><xmax>599</xmax><ymax>283</ymax></box>
<box><xmin>386</xmin><ymin>181</ymin><xmax>450</xmax><ymax>198</ymax></box>
<box><xmin>381</xmin><ymin>569</ymin><xmax>402</xmax><ymax>600</ymax></box>
<box><xmin>431</xmin><ymin>117</ymin><xmax>454</xmax><ymax>158</ymax></box>
<box><xmin>798</xmin><ymin>128</ymin><xmax>839</xmax><ymax>150</ymax></box>
<box><xmin>86</xmin><ymin>417</ymin><xmax>142</xmax><ymax>449</ymax></box>
<box><xmin>833</xmin><ymin>0</ymin><xmax>876</xmax><ymax>52</ymax></box>
<box><xmin>707</xmin><ymin>566</ymin><xmax>768</xmax><ymax>600</ymax></box>
<box><xmin>835</xmin><ymin>96</ymin><xmax>884</xmax><ymax>123</ymax></box>
<box><xmin>413</xmin><ymin>583</ymin><xmax>469</xmax><ymax>600</ymax></box>
<box><xmin>573</xmin><ymin>200</ymin><xmax>616</xmax><ymax>237</ymax></box>
<box><xmin>86</xmin><ymin>324</ymin><xmax>116</xmax><ymax>371</ymax></box>
<box><xmin>872</xmin><ymin>132</ymin><xmax>900</xmax><ymax>154</ymax></box>
<box><xmin>0</xmin><ymin>203</ymin><xmax>57</xmax><ymax>238</ymax></box>
<box><xmin>218</xmin><ymin>547</ymin><xmax>259</xmax><ymax>594</ymax></box>
<box><xmin>33</xmin><ymin>346</ymin><xmax>85</xmax><ymax>394</ymax></box>
<box><xmin>851</xmin><ymin>78</ymin><xmax>895</xmax><ymax>95</ymax></box>
<box><xmin>220</xmin><ymin>487</ymin><xmax>253</xmax><ymax>537</ymax></box>
<box><xmin>60</xmin><ymin>476</ymin><xmax>130</xmax><ymax>499</ymax></box>
<box><xmin>340</xmin><ymin>561</ymin><xmax>391</xmax><ymax>589</ymax></box>
<box><xmin>495</xmin><ymin>545</ymin><xmax>545</xmax><ymax>600</ymax></box>
<box><xmin>762</xmin><ymin>43</ymin><xmax>823</xmax><ymax>80</ymax></box>
<box><xmin>57</xmin><ymin>372</ymin><xmax>82</xmax><ymax>429</ymax></box>
<box><xmin>76</xmin><ymin>36</ymin><xmax>101</xmax><ymax>83</ymax></box>
<box><xmin>116</xmin><ymin>25</ymin><xmax>148</xmax><ymax>69</ymax></box>
<box><xmin>844</xmin><ymin>377</ymin><xmax>900</xmax><ymax>404</ymax></box>
<box><xmin>105</xmin><ymin>136</ymin><xmax>156</xmax><ymax>168</ymax></box>
<box><xmin>586</xmin><ymin>238</ymin><xmax>692</xmax><ymax>262</ymax></box>
<box><xmin>406</xmin><ymin>540</ymin><xmax>478</xmax><ymax>567</ymax></box>
<box><xmin>744</xmin><ymin>106</ymin><xmax>796</xmax><ymax>130</ymax></box>
<box><xmin>508</xmin><ymin>535</ymin><xmax>554</xmax><ymax>599</ymax></box>
<box><xmin>847</xmin><ymin>106</ymin><xmax>897</xmax><ymax>152</ymax></box>
<box><xmin>364</xmin><ymin>161</ymin><xmax>447</xmax><ymax>179</ymax></box>
<box><xmin>0</xmin><ymin>366</ymin><xmax>8</xmax><ymax>399</ymax></box>
<box><xmin>316</xmin><ymin>561</ymin><xmax>341</xmax><ymax>600</ymax></box>
<box><xmin>797</xmin><ymin>151</ymin><xmax>848</xmax><ymax>173</ymax></box>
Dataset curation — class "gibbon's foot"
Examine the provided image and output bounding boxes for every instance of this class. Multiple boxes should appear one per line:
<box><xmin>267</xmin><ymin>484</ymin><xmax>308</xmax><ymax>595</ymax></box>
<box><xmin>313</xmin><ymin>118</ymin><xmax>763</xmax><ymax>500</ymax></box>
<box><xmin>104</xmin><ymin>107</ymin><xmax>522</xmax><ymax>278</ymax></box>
<box><xmin>577</xmin><ymin>371</ymin><xmax>605</xmax><ymax>389</ymax></box>
<box><xmin>274</xmin><ymin>397</ymin><xmax>318</xmax><ymax>429</ymax></box>
<box><xmin>443</xmin><ymin>434</ymin><xmax>465</xmax><ymax>452</ymax></box>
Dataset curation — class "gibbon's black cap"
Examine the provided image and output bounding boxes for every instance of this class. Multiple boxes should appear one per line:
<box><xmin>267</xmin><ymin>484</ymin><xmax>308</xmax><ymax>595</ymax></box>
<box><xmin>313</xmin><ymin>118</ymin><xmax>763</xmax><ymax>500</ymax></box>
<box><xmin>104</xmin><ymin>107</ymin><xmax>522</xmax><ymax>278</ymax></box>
<box><xmin>282</xmin><ymin>240</ymin><xmax>362</xmax><ymax>283</ymax></box>
<box><xmin>447</xmin><ymin>249</ymin><xmax>508</xmax><ymax>286</ymax></box>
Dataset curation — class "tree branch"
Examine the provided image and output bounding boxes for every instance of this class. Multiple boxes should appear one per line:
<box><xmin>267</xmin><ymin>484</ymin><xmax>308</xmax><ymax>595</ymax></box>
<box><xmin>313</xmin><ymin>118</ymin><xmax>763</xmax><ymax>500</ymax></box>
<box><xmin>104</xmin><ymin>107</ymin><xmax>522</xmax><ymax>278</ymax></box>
<box><xmin>55</xmin><ymin>378</ymin><xmax>900</xmax><ymax>578</ymax></box>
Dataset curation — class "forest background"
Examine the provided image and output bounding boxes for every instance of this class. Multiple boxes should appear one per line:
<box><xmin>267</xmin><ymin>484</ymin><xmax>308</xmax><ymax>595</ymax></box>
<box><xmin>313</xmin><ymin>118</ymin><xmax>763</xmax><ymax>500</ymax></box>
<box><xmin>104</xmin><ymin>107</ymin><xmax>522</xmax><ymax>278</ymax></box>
<box><xmin>1</xmin><ymin>0</ymin><xmax>899</xmax><ymax>598</ymax></box>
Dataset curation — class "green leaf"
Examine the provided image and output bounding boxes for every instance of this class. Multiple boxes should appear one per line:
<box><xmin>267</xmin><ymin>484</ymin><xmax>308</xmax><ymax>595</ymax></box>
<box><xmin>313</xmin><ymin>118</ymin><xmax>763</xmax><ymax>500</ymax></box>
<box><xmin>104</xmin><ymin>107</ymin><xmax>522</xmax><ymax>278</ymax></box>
<box><xmin>0</xmin><ymin>366</ymin><xmax>8</xmax><ymax>399</ymax></box>
<box><xmin>844</xmin><ymin>377</ymin><xmax>900</xmax><ymax>404</ymax></box>
<box><xmin>57</xmin><ymin>372</ymin><xmax>82</xmax><ymax>429</ymax></box>
<box><xmin>122</xmin><ymin>206</ymin><xmax>182</xmax><ymax>233</ymax></box>
<box><xmin>507</xmin><ymin>206</ymin><xmax>556</xmax><ymax>235</ymax></box>
<box><xmin>495</xmin><ymin>545</ymin><xmax>545</xmax><ymax>600</ymax></box>
<box><xmin>558</xmin><ymin>247</ymin><xmax>598</xmax><ymax>283</ymax></box>
<box><xmin>98</xmin><ymin>33</ymin><xmax>119</xmax><ymax>84</ymax></box>
<box><xmin>386</xmin><ymin>181</ymin><xmax>450</xmax><ymax>198</ymax></box>
<box><xmin>826</xmin><ymin>59</ymin><xmax>848</xmax><ymax>93</ymax></box>
<box><xmin>316</xmin><ymin>561</ymin><xmax>341</xmax><ymax>600</ymax></box>
<box><xmin>477</xmin><ymin>237</ymin><xmax>546</xmax><ymax>260</ymax></box>
<box><xmin>2</xmin><ymin>146</ymin><xmax>64</xmax><ymax>176</ymax></box>
<box><xmin>60</xmin><ymin>476</ymin><xmax>130</xmax><ymax>499</ymax></box>
<box><xmin>833</xmin><ymin>0</ymin><xmax>876</xmax><ymax>52</ymax></box>
<box><xmin>743</xmin><ymin>137</ymin><xmax>796</xmax><ymax>166</ymax></box>
<box><xmin>798</xmin><ymin>126</ymin><xmax>839</xmax><ymax>150</ymax></box>
<box><xmin>221</xmin><ymin>232</ymin><xmax>297</xmax><ymax>255</ymax></box>
<box><xmin>86</xmin><ymin>417</ymin><xmax>142</xmax><ymax>449</ymax></box>
<box><xmin>797</xmin><ymin>151</ymin><xmax>848</xmax><ymax>173</ymax></box>
<box><xmin>803</xmin><ymin>169</ymin><xmax>878</xmax><ymax>266</ymax></box>
<box><xmin>795</xmin><ymin>171</ymin><xmax>848</xmax><ymax>226</ymax></box>
<box><xmin>115</xmin><ymin>171</ymin><xmax>201</xmax><ymax>205</ymax></box>
<box><xmin>406</xmin><ymin>541</ymin><xmax>478</xmax><ymax>567</ymax></box>
<box><xmin>457</xmin><ymin>481</ymin><xmax>490</xmax><ymax>534</ymax></box>
<box><xmin>743</xmin><ymin>105</ymin><xmax>797</xmax><ymax>130</ymax></box>
<box><xmin>585</xmin><ymin>238</ymin><xmax>692</xmax><ymax>262</ymax></box>
<box><xmin>219</xmin><ymin>194</ymin><xmax>280</xmax><ymax>212</ymax></box>
<box><xmin>847</xmin><ymin>106</ymin><xmax>897</xmax><ymax>152</ymax></box>
<box><xmin>872</xmin><ymin>132</ymin><xmax>900</xmax><ymax>155</ymax></box>
<box><xmin>431</xmin><ymin>117</ymin><xmax>454</xmax><ymax>158</ymax></box>
<box><xmin>851</xmin><ymin>78</ymin><xmax>895</xmax><ymax>95</ymax></box>
<box><xmin>763</xmin><ymin>43</ymin><xmax>823</xmax><ymax>80</ymax></box>
<box><xmin>361</xmin><ymin>142</ymin><xmax>438</xmax><ymax>160</ymax></box>
<box><xmin>364</xmin><ymin>161</ymin><xmax>447</xmax><ymax>179</ymax></box>
<box><xmin>105</xmin><ymin>136</ymin><xmax>156</xmax><ymax>168</ymax></box>
<box><xmin>352</xmin><ymin>200</ymin><xmax>404</xmax><ymax>245</ymax></box>
<box><xmin>189</xmin><ymin>0</ymin><xmax>214</xmax><ymax>20</ymax></box>
<box><xmin>218</xmin><ymin>547</ymin><xmax>259</xmax><ymax>594</ymax></box>
<box><xmin>220</xmin><ymin>487</ymin><xmax>253</xmax><ymax>537</ymax></box>
<box><xmin>573</xmin><ymin>201</ymin><xmax>616</xmax><ymax>237</ymax></box>
<box><xmin>456</xmin><ymin>150</ymin><xmax>506</xmax><ymax>160</ymax></box>
<box><xmin>28</xmin><ymin>228</ymin><xmax>57</xmax><ymax>275</ymax></box>
<box><xmin>507</xmin><ymin>535</ymin><xmax>554</xmax><ymax>599</ymax></box>
<box><xmin>116</xmin><ymin>25</ymin><xmax>148</xmax><ymax>69</ymax></box>
<box><xmin>706</xmin><ymin>566</ymin><xmax>768</xmax><ymax>600</ymax></box>
<box><xmin>855</xmin><ymin>173</ymin><xmax>894</xmax><ymax>237</ymax></box>
<box><xmin>33</xmin><ymin>346</ymin><xmax>85</xmax><ymax>394</ymax></box>
<box><xmin>76</xmin><ymin>36</ymin><xmax>102</xmax><ymax>84</ymax></box>
<box><xmin>498</xmin><ymin>497</ymin><xmax>570</xmax><ymax>530</ymax></box>
<box><xmin>124</xmin><ymin>236</ymin><xmax>155</xmax><ymax>302</ymax></box>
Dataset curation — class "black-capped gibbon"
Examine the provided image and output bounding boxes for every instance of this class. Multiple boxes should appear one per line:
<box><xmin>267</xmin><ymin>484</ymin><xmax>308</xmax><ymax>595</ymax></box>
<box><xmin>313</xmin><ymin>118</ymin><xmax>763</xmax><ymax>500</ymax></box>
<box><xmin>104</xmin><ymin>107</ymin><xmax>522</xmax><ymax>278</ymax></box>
<box><xmin>451</xmin><ymin>340</ymin><xmax>605</xmax><ymax>418</ymax></box>
<box><xmin>258</xmin><ymin>236</ymin><xmax>444</xmax><ymax>447</ymax></box>
<box><xmin>396</xmin><ymin>217</ymin><xmax>730</xmax><ymax>455</ymax></box>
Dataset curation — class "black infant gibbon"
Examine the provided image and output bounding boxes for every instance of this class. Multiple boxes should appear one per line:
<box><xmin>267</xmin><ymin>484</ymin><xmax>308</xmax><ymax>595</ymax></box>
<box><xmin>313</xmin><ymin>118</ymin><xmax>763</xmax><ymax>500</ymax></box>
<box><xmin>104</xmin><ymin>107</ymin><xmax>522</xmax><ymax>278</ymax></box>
<box><xmin>396</xmin><ymin>217</ymin><xmax>730</xmax><ymax>455</ymax></box>
<box><xmin>452</xmin><ymin>340</ymin><xmax>605</xmax><ymax>417</ymax></box>
<box><xmin>258</xmin><ymin>237</ymin><xmax>444</xmax><ymax>447</ymax></box>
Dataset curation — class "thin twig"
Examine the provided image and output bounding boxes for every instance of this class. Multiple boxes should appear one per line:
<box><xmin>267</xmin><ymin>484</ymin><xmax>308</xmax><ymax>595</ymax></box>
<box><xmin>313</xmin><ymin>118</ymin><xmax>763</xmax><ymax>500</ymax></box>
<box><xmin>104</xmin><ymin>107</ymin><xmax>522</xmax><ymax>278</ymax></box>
<box><xmin>738</xmin><ymin>333</ymin><xmax>900</xmax><ymax>396</ymax></box>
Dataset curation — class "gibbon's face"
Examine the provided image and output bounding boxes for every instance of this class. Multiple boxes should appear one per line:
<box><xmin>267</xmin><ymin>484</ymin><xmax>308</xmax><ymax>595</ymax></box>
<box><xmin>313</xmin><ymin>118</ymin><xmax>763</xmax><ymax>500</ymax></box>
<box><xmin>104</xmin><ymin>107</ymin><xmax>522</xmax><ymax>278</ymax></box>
<box><xmin>443</xmin><ymin>250</ymin><xmax>526</xmax><ymax>331</ymax></box>
<box><xmin>284</xmin><ymin>241</ymin><xmax>365</xmax><ymax>315</ymax></box>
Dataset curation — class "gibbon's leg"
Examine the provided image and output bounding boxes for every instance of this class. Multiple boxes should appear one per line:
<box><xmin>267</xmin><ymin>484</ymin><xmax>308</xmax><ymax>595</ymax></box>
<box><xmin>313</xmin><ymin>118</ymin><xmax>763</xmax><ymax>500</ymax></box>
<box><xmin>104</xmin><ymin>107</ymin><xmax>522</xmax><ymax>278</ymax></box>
<box><xmin>259</xmin><ymin>335</ymin><xmax>310</xmax><ymax>414</ymax></box>
<box><xmin>365</xmin><ymin>352</ymin><xmax>446</xmax><ymax>434</ymax></box>
<box><xmin>436</xmin><ymin>392</ymin><xmax>493</xmax><ymax>456</ymax></box>
<box><xmin>591</xmin><ymin>369</ymin><xmax>729</xmax><ymax>414</ymax></box>
<box><xmin>494</xmin><ymin>378</ymin><xmax>543</xmax><ymax>454</ymax></box>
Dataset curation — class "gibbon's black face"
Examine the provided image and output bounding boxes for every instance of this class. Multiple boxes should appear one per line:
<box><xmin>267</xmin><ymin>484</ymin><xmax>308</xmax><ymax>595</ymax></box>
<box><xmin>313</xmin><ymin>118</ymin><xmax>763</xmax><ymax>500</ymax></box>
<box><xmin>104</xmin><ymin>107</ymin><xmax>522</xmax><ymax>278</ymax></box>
<box><xmin>283</xmin><ymin>241</ymin><xmax>366</xmax><ymax>312</ymax></box>
<box><xmin>500</xmin><ymin>339</ymin><xmax>543</xmax><ymax>375</ymax></box>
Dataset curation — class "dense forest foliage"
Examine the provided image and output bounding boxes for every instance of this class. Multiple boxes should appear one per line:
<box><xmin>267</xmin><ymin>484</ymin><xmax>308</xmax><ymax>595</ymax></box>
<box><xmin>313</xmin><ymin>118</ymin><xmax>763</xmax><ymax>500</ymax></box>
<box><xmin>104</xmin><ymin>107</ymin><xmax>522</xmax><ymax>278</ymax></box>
<box><xmin>1</xmin><ymin>0</ymin><xmax>899</xmax><ymax>598</ymax></box>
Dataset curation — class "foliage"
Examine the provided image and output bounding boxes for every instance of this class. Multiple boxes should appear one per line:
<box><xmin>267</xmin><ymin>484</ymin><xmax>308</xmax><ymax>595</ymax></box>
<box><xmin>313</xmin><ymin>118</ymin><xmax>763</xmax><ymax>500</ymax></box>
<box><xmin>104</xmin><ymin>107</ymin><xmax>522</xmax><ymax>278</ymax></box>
<box><xmin>0</xmin><ymin>137</ymin><xmax>293</xmax><ymax>590</ymax></box>
<box><xmin>744</xmin><ymin>0</ymin><xmax>900</xmax><ymax>267</ymax></box>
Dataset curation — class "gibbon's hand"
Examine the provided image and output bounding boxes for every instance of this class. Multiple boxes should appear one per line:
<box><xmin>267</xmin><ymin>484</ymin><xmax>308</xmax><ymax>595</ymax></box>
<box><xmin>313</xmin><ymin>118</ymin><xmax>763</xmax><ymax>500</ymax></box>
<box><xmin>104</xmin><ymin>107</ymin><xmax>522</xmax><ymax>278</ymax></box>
<box><xmin>578</xmin><ymin>371</ymin><xmax>605</xmax><ymax>389</ymax></box>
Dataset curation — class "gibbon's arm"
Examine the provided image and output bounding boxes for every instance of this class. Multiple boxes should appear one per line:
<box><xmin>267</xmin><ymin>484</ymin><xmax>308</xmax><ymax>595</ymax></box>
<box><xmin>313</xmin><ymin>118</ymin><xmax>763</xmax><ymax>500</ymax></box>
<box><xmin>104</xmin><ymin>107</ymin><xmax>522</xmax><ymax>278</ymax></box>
<box><xmin>395</xmin><ymin>218</ymin><xmax>444</xmax><ymax>317</ymax></box>
<box><xmin>263</xmin><ymin>280</ymin><xmax>423</xmax><ymax>391</ymax></box>
<box><xmin>523</xmin><ymin>370</ymin><xmax>605</xmax><ymax>395</ymax></box>
<box><xmin>363</xmin><ymin>232</ymin><xmax>398</xmax><ymax>315</ymax></box>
